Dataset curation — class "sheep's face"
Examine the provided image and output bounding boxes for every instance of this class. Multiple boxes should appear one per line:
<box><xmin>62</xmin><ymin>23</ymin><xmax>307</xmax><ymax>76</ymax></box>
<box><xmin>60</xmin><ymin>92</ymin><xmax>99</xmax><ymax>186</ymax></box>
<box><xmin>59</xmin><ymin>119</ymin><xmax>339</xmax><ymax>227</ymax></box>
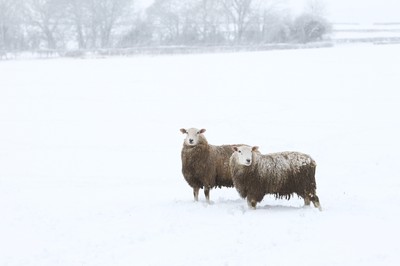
<box><xmin>233</xmin><ymin>146</ymin><xmax>259</xmax><ymax>166</ymax></box>
<box><xmin>180</xmin><ymin>128</ymin><xmax>206</xmax><ymax>146</ymax></box>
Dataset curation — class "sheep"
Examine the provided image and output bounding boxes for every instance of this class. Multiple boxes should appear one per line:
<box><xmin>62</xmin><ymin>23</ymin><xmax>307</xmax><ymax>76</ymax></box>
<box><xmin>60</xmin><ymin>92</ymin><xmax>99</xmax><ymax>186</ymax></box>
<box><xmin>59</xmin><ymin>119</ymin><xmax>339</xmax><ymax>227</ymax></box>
<box><xmin>180</xmin><ymin>128</ymin><xmax>240</xmax><ymax>202</ymax></box>
<box><xmin>229</xmin><ymin>145</ymin><xmax>322</xmax><ymax>210</ymax></box>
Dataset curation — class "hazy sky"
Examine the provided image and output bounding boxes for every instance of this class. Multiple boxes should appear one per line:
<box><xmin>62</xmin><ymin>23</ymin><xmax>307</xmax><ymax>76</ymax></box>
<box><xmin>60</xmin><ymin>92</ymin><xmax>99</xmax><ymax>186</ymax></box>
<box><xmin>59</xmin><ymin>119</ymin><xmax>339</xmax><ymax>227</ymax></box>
<box><xmin>137</xmin><ymin>0</ymin><xmax>400</xmax><ymax>24</ymax></box>
<box><xmin>321</xmin><ymin>0</ymin><xmax>400</xmax><ymax>23</ymax></box>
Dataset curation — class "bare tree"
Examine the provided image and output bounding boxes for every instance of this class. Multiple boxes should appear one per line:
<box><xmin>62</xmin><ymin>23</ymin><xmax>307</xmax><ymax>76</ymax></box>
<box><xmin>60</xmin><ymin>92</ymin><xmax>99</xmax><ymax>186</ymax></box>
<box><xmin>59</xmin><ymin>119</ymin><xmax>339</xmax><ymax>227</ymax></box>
<box><xmin>147</xmin><ymin>0</ymin><xmax>183</xmax><ymax>44</ymax></box>
<box><xmin>305</xmin><ymin>0</ymin><xmax>327</xmax><ymax>17</ymax></box>
<box><xmin>0</xmin><ymin>0</ymin><xmax>24</xmax><ymax>50</ymax></box>
<box><xmin>192</xmin><ymin>0</ymin><xmax>225</xmax><ymax>44</ymax></box>
<box><xmin>258</xmin><ymin>1</ymin><xmax>291</xmax><ymax>43</ymax></box>
<box><xmin>291</xmin><ymin>0</ymin><xmax>330</xmax><ymax>43</ymax></box>
<box><xmin>91</xmin><ymin>0</ymin><xmax>134</xmax><ymax>48</ymax></box>
<box><xmin>118</xmin><ymin>17</ymin><xmax>153</xmax><ymax>47</ymax></box>
<box><xmin>25</xmin><ymin>0</ymin><xmax>68</xmax><ymax>49</ymax></box>
<box><xmin>292</xmin><ymin>13</ymin><xmax>330</xmax><ymax>43</ymax></box>
<box><xmin>221</xmin><ymin>0</ymin><xmax>255</xmax><ymax>43</ymax></box>
<box><xmin>68</xmin><ymin>0</ymin><xmax>89</xmax><ymax>49</ymax></box>
<box><xmin>260</xmin><ymin>10</ymin><xmax>291</xmax><ymax>43</ymax></box>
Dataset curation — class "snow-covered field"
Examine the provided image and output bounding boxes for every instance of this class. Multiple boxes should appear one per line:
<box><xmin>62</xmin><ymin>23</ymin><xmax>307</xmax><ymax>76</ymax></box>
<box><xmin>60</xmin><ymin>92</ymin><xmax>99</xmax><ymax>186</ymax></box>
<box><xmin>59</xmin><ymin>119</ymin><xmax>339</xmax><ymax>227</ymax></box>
<box><xmin>332</xmin><ymin>24</ymin><xmax>400</xmax><ymax>41</ymax></box>
<box><xmin>1</xmin><ymin>43</ymin><xmax>399</xmax><ymax>266</ymax></box>
<box><xmin>333</xmin><ymin>31</ymin><xmax>400</xmax><ymax>40</ymax></box>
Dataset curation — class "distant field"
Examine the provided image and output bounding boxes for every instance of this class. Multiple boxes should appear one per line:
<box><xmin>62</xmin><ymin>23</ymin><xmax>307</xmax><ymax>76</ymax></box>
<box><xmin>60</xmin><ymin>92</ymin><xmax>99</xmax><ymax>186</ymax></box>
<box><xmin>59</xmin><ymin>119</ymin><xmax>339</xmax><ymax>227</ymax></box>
<box><xmin>332</xmin><ymin>23</ymin><xmax>400</xmax><ymax>43</ymax></box>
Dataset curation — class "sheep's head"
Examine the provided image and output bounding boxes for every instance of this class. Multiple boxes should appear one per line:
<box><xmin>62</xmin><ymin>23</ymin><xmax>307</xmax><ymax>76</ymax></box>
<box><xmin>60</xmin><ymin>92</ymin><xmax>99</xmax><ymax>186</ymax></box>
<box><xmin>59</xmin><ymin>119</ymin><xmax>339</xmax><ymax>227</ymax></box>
<box><xmin>233</xmin><ymin>145</ymin><xmax>259</xmax><ymax>166</ymax></box>
<box><xmin>180</xmin><ymin>128</ymin><xmax>206</xmax><ymax>146</ymax></box>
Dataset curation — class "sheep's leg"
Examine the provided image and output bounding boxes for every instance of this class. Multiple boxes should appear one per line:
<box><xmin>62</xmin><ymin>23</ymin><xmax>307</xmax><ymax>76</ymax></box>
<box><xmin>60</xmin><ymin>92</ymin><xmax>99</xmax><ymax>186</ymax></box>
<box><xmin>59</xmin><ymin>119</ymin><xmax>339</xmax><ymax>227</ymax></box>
<box><xmin>304</xmin><ymin>195</ymin><xmax>311</xmax><ymax>206</ymax></box>
<box><xmin>311</xmin><ymin>194</ymin><xmax>322</xmax><ymax>211</ymax></box>
<box><xmin>204</xmin><ymin>187</ymin><xmax>211</xmax><ymax>203</ymax></box>
<box><xmin>193</xmin><ymin>187</ymin><xmax>200</xmax><ymax>201</ymax></box>
<box><xmin>247</xmin><ymin>198</ymin><xmax>257</xmax><ymax>209</ymax></box>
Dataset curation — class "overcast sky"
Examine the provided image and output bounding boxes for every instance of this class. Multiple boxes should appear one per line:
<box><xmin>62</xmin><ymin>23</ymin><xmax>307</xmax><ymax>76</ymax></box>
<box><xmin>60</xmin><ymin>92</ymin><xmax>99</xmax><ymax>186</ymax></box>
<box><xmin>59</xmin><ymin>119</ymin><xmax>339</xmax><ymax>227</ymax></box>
<box><xmin>321</xmin><ymin>0</ymin><xmax>400</xmax><ymax>23</ymax></box>
<box><xmin>137</xmin><ymin>0</ymin><xmax>400</xmax><ymax>24</ymax></box>
<box><xmin>271</xmin><ymin>0</ymin><xmax>400</xmax><ymax>23</ymax></box>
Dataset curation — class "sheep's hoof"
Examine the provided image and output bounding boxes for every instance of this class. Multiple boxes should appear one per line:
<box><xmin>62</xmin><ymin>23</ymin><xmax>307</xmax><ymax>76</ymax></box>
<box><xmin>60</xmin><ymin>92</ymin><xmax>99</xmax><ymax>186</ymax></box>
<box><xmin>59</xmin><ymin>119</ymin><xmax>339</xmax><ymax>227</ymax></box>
<box><xmin>313</xmin><ymin>202</ymin><xmax>322</xmax><ymax>211</ymax></box>
<box><xmin>205</xmin><ymin>200</ymin><xmax>214</xmax><ymax>206</ymax></box>
<box><xmin>247</xmin><ymin>199</ymin><xmax>257</xmax><ymax>209</ymax></box>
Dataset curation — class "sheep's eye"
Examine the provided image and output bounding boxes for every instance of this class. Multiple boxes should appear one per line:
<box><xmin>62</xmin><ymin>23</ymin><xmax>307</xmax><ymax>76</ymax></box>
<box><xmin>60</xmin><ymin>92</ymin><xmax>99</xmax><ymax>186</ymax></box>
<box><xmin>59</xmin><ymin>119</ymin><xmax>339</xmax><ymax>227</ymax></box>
<box><xmin>197</xmin><ymin>131</ymin><xmax>200</xmax><ymax>134</ymax></box>
<box><xmin>238</xmin><ymin>150</ymin><xmax>241</xmax><ymax>153</ymax></box>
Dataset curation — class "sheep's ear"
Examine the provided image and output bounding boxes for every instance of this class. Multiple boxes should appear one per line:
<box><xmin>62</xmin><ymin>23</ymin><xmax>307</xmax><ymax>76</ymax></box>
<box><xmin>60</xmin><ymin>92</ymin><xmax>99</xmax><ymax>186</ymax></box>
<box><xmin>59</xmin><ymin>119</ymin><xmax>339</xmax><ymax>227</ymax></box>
<box><xmin>233</xmin><ymin>146</ymin><xmax>238</xmax><ymax>152</ymax></box>
<box><xmin>180</xmin><ymin>128</ymin><xmax>187</xmax><ymax>134</ymax></box>
<box><xmin>252</xmin><ymin>146</ymin><xmax>259</xmax><ymax>152</ymax></box>
<box><xmin>199</xmin><ymin>129</ymin><xmax>206</xmax><ymax>134</ymax></box>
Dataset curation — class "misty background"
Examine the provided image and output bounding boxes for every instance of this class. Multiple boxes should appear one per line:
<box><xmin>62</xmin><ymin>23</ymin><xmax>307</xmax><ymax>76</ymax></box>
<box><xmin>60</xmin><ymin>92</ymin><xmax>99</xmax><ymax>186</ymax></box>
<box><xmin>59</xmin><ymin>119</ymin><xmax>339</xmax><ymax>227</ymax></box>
<box><xmin>0</xmin><ymin>0</ymin><xmax>333</xmax><ymax>52</ymax></box>
<box><xmin>1</xmin><ymin>0</ymin><xmax>400</xmax><ymax>56</ymax></box>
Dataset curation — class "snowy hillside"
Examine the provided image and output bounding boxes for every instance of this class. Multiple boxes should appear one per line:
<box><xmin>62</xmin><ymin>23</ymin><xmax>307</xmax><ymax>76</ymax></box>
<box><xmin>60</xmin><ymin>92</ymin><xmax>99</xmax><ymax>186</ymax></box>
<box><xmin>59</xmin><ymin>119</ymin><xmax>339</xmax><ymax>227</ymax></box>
<box><xmin>1</xmin><ymin>44</ymin><xmax>399</xmax><ymax>266</ymax></box>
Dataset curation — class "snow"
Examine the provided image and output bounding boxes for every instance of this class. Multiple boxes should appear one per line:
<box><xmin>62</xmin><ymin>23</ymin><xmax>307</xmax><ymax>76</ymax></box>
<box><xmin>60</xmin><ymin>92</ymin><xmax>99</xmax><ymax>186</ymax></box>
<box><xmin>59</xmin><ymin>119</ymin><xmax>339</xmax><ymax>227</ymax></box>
<box><xmin>332</xmin><ymin>23</ymin><xmax>400</xmax><ymax>40</ymax></box>
<box><xmin>1</xmin><ymin>44</ymin><xmax>400</xmax><ymax>265</ymax></box>
<box><xmin>333</xmin><ymin>31</ymin><xmax>400</xmax><ymax>40</ymax></box>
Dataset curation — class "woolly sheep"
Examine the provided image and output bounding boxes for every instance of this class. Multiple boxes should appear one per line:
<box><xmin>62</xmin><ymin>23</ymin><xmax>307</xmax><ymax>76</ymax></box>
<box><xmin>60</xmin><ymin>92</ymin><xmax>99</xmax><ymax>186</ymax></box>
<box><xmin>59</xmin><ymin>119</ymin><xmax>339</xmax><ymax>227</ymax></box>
<box><xmin>180</xmin><ymin>128</ymin><xmax>239</xmax><ymax>202</ymax></box>
<box><xmin>229</xmin><ymin>145</ymin><xmax>322</xmax><ymax>210</ymax></box>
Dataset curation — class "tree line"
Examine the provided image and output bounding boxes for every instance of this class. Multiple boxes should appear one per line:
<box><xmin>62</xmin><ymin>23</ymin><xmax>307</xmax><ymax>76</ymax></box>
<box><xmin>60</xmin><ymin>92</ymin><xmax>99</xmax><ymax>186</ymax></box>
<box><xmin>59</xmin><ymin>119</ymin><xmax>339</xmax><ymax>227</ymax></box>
<box><xmin>0</xmin><ymin>0</ymin><xmax>331</xmax><ymax>51</ymax></box>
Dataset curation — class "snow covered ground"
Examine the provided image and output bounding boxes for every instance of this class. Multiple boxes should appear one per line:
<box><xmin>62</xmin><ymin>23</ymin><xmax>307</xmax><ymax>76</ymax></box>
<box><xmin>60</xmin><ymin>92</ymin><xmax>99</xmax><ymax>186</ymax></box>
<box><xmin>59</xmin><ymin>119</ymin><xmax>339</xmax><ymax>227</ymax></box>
<box><xmin>332</xmin><ymin>24</ymin><xmax>400</xmax><ymax>40</ymax></box>
<box><xmin>1</xmin><ymin>43</ymin><xmax>399</xmax><ymax>266</ymax></box>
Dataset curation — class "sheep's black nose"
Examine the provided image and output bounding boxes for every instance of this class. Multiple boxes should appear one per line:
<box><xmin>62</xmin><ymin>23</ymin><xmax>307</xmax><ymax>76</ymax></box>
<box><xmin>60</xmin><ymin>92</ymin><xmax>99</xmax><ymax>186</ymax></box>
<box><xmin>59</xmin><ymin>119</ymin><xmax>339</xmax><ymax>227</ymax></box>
<box><xmin>246</xmin><ymin>159</ymin><xmax>251</xmax><ymax>163</ymax></box>
<box><xmin>189</xmin><ymin>139</ymin><xmax>194</xmax><ymax>143</ymax></box>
